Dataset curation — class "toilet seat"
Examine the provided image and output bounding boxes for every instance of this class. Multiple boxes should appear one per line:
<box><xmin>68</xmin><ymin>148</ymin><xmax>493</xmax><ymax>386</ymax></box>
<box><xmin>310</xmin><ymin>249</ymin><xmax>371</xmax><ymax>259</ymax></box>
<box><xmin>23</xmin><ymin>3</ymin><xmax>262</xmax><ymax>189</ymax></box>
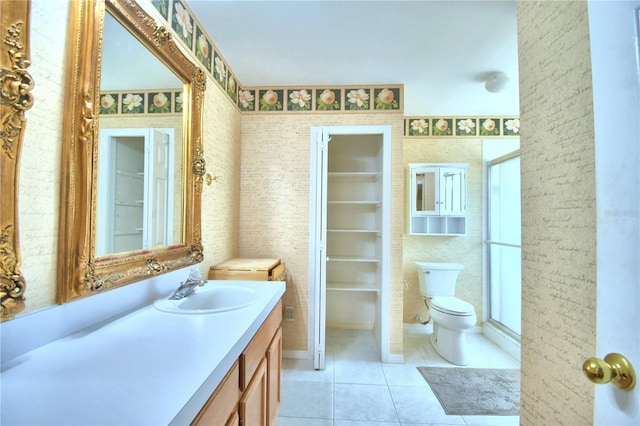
<box><xmin>431</xmin><ymin>296</ymin><xmax>474</xmax><ymax>316</ymax></box>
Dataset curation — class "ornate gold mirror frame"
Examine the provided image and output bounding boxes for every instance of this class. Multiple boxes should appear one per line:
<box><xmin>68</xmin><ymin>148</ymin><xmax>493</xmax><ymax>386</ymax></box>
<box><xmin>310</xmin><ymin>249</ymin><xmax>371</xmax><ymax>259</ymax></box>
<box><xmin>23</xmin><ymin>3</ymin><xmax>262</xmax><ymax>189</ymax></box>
<box><xmin>1</xmin><ymin>0</ymin><xmax>32</xmax><ymax>321</ymax></box>
<box><xmin>58</xmin><ymin>0</ymin><xmax>206</xmax><ymax>303</ymax></box>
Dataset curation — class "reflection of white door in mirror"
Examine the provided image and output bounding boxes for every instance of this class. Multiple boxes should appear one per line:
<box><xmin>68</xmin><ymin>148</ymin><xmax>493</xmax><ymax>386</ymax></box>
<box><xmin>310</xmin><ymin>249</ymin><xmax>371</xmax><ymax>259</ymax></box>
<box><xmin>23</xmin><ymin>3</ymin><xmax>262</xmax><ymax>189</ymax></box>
<box><xmin>97</xmin><ymin>128</ymin><xmax>175</xmax><ymax>256</ymax></box>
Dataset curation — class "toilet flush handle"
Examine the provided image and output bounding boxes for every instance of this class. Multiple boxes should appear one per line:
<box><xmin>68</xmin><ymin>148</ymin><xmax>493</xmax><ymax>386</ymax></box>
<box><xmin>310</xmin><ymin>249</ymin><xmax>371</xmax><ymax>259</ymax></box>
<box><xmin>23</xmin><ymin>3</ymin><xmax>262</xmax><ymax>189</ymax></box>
<box><xmin>582</xmin><ymin>353</ymin><xmax>635</xmax><ymax>391</ymax></box>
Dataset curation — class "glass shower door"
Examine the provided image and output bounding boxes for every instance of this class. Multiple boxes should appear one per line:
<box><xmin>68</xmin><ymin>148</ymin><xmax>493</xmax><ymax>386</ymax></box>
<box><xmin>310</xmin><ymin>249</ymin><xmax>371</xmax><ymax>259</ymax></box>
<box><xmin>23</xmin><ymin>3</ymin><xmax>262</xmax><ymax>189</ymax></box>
<box><xmin>487</xmin><ymin>152</ymin><xmax>521</xmax><ymax>338</ymax></box>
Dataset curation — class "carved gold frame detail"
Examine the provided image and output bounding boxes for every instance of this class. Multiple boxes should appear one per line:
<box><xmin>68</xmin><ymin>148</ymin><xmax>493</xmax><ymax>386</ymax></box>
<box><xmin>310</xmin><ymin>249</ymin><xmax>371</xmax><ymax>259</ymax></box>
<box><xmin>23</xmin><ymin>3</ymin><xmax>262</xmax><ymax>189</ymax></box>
<box><xmin>1</xmin><ymin>0</ymin><xmax>33</xmax><ymax>321</ymax></box>
<box><xmin>57</xmin><ymin>0</ymin><xmax>206</xmax><ymax>303</ymax></box>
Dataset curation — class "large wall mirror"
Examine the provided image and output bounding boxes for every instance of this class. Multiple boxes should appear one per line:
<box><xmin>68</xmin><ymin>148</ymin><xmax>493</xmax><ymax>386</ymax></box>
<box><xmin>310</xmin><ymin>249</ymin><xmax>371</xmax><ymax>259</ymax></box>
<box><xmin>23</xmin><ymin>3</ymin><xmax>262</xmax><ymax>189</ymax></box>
<box><xmin>58</xmin><ymin>0</ymin><xmax>207</xmax><ymax>303</ymax></box>
<box><xmin>1</xmin><ymin>0</ymin><xmax>33</xmax><ymax>320</ymax></box>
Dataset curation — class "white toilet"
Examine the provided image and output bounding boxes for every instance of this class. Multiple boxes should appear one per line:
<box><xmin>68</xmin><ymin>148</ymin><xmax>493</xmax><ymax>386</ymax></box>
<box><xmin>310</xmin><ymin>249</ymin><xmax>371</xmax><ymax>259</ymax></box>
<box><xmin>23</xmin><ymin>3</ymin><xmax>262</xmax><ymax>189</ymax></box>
<box><xmin>415</xmin><ymin>261</ymin><xmax>477</xmax><ymax>366</ymax></box>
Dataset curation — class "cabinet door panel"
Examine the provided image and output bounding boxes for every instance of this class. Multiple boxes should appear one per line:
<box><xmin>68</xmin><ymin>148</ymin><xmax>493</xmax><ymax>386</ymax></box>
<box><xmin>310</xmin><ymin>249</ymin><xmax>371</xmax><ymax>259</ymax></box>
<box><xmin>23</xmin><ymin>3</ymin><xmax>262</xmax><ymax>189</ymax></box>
<box><xmin>240</xmin><ymin>358</ymin><xmax>268</xmax><ymax>426</ymax></box>
<box><xmin>267</xmin><ymin>327</ymin><xmax>282</xmax><ymax>425</ymax></box>
<box><xmin>439</xmin><ymin>167</ymin><xmax>466</xmax><ymax>215</ymax></box>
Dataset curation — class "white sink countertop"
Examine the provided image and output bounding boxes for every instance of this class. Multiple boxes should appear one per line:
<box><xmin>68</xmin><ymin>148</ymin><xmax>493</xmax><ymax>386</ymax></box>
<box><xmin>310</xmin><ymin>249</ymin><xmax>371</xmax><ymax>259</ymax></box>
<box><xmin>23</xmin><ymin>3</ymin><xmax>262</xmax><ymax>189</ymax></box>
<box><xmin>0</xmin><ymin>280</ymin><xmax>285</xmax><ymax>425</ymax></box>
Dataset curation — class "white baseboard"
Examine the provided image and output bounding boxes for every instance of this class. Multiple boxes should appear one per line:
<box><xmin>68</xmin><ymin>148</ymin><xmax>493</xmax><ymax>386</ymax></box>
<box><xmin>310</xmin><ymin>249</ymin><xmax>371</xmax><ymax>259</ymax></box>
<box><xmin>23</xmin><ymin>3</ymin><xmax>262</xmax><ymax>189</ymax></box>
<box><xmin>383</xmin><ymin>353</ymin><xmax>405</xmax><ymax>363</ymax></box>
<box><xmin>283</xmin><ymin>350</ymin><xmax>308</xmax><ymax>360</ymax></box>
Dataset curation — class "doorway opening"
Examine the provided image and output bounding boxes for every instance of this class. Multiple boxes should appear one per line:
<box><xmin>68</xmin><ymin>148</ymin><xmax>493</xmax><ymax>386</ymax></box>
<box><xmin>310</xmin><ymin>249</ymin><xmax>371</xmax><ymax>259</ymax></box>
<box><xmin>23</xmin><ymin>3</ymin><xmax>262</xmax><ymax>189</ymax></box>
<box><xmin>309</xmin><ymin>125</ymin><xmax>391</xmax><ymax>369</ymax></box>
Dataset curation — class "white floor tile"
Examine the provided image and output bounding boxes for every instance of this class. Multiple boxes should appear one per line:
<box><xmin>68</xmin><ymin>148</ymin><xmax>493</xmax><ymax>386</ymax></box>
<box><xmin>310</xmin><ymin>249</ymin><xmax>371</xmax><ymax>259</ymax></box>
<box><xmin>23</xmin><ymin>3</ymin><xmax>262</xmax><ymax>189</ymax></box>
<box><xmin>382</xmin><ymin>363</ymin><xmax>429</xmax><ymax>387</ymax></box>
<box><xmin>334</xmin><ymin>358</ymin><xmax>387</xmax><ymax>385</ymax></box>
<box><xmin>283</xmin><ymin>357</ymin><xmax>334</xmax><ymax>383</ymax></box>
<box><xmin>334</xmin><ymin>383</ymin><xmax>398</xmax><ymax>423</ymax></box>
<box><xmin>278</xmin><ymin>328</ymin><xmax>521</xmax><ymax>425</ymax></box>
<box><xmin>279</xmin><ymin>380</ymin><xmax>333</xmax><ymax>419</ymax></box>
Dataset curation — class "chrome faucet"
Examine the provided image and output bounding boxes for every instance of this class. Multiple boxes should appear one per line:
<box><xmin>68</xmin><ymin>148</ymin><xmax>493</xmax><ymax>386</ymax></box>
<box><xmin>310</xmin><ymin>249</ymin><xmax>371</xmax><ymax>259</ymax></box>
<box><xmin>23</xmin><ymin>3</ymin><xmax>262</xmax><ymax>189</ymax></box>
<box><xmin>169</xmin><ymin>269</ymin><xmax>207</xmax><ymax>300</ymax></box>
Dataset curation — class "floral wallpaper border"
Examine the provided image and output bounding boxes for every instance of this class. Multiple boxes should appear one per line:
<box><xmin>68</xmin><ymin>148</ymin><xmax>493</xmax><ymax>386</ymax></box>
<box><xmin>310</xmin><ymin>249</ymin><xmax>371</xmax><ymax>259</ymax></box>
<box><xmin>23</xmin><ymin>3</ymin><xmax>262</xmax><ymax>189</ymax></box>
<box><xmin>405</xmin><ymin>116</ymin><xmax>521</xmax><ymax>138</ymax></box>
<box><xmin>99</xmin><ymin>88</ymin><xmax>183</xmax><ymax>116</ymax></box>
<box><xmin>239</xmin><ymin>85</ymin><xmax>403</xmax><ymax>113</ymax></box>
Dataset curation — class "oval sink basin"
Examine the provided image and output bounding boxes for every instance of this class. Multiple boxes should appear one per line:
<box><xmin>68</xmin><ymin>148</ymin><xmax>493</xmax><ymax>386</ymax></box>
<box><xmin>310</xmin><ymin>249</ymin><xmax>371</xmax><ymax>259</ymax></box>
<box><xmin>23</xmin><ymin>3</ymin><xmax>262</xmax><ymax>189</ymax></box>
<box><xmin>154</xmin><ymin>285</ymin><xmax>259</xmax><ymax>314</ymax></box>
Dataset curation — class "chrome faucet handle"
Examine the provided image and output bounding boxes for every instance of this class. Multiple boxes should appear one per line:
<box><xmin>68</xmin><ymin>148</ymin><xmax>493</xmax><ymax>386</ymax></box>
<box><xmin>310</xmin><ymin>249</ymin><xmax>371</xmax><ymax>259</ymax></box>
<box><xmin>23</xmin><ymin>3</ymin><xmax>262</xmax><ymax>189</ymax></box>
<box><xmin>168</xmin><ymin>270</ymin><xmax>206</xmax><ymax>300</ymax></box>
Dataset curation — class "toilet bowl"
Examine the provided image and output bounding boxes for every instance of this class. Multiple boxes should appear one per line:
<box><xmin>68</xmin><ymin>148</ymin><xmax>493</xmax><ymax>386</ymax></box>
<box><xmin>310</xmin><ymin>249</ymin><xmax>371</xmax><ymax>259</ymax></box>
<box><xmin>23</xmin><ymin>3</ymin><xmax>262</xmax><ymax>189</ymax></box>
<box><xmin>415</xmin><ymin>261</ymin><xmax>477</xmax><ymax>366</ymax></box>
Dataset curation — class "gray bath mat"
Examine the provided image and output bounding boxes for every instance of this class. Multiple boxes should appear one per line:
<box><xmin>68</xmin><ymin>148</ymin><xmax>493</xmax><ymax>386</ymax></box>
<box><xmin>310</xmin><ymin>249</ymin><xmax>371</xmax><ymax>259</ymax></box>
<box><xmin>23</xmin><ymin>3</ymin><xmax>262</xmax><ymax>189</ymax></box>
<box><xmin>417</xmin><ymin>367</ymin><xmax>520</xmax><ymax>416</ymax></box>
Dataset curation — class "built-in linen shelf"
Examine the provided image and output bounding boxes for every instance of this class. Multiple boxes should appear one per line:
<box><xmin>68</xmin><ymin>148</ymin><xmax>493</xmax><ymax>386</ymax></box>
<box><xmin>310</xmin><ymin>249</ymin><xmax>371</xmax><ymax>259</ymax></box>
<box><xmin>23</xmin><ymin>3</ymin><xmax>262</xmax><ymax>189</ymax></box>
<box><xmin>115</xmin><ymin>169</ymin><xmax>144</xmax><ymax>179</ymax></box>
<box><xmin>115</xmin><ymin>201</ymin><xmax>145</xmax><ymax>207</ymax></box>
<box><xmin>327</xmin><ymin>255</ymin><xmax>379</xmax><ymax>263</ymax></box>
<box><xmin>326</xmin><ymin>282</ymin><xmax>380</xmax><ymax>293</ymax></box>
<box><xmin>328</xmin><ymin>172</ymin><xmax>382</xmax><ymax>181</ymax></box>
<box><xmin>327</xmin><ymin>228</ymin><xmax>380</xmax><ymax>234</ymax></box>
<box><xmin>328</xmin><ymin>201</ymin><xmax>381</xmax><ymax>206</ymax></box>
<box><xmin>115</xmin><ymin>231</ymin><xmax>143</xmax><ymax>236</ymax></box>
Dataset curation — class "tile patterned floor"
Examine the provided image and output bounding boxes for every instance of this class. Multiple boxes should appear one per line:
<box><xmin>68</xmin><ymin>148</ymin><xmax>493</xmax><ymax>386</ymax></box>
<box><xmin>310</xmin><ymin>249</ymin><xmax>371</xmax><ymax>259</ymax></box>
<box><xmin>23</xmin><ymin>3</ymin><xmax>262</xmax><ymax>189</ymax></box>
<box><xmin>277</xmin><ymin>327</ymin><xmax>520</xmax><ymax>426</ymax></box>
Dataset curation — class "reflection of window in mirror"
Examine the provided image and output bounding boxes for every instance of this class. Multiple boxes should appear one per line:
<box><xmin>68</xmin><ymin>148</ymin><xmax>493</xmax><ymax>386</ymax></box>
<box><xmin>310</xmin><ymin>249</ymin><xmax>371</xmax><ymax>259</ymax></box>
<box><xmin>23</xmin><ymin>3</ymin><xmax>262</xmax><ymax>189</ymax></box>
<box><xmin>97</xmin><ymin>11</ymin><xmax>185</xmax><ymax>256</ymax></box>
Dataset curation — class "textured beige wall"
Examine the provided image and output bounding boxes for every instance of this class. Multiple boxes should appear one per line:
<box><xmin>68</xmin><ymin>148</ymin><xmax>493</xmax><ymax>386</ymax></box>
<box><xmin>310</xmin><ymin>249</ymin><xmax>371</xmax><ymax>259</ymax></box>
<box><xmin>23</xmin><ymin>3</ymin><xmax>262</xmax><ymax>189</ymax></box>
<box><xmin>240</xmin><ymin>113</ymin><xmax>405</xmax><ymax>354</ymax></box>
<box><xmin>17</xmin><ymin>0</ymin><xmax>69</xmax><ymax>311</ymax></box>
<box><xmin>199</xmin><ymin>79</ymin><xmax>243</xmax><ymax>275</ymax></box>
<box><xmin>402</xmin><ymin>139</ymin><xmax>483</xmax><ymax>325</ymax></box>
<box><xmin>517</xmin><ymin>1</ymin><xmax>596</xmax><ymax>424</ymax></box>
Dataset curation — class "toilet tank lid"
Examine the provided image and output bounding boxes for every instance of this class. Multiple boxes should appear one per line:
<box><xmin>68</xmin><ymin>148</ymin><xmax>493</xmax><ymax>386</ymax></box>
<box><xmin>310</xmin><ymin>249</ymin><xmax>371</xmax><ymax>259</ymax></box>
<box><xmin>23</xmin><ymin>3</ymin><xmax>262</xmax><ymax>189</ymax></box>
<box><xmin>415</xmin><ymin>261</ymin><xmax>463</xmax><ymax>270</ymax></box>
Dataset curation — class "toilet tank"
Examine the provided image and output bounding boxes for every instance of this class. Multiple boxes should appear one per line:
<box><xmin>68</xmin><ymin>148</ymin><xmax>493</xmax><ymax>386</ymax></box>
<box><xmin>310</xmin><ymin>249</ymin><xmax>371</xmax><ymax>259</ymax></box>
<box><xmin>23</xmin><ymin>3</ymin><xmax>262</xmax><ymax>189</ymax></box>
<box><xmin>415</xmin><ymin>261</ymin><xmax>463</xmax><ymax>297</ymax></box>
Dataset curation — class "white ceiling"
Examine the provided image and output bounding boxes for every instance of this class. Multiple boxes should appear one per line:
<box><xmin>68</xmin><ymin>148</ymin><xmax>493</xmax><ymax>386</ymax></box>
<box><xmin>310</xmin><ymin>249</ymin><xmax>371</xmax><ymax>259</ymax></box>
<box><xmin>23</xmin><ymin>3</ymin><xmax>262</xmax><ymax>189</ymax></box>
<box><xmin>186</xmin><ymin>0</ymin><xmax>521</xmax><ymax>116</ymax></box>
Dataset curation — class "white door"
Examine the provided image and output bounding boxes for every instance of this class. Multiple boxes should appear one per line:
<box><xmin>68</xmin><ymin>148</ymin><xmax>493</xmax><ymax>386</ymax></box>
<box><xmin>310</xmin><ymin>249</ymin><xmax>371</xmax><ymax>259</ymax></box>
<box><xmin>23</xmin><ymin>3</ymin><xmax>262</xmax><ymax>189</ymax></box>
<box><xmin>589</xmin><ymin>1</ymin><xmax>639</xmax><ymax>423</ymax></box>
<box><xmin>147</xmin><ymin>129</ymin><xmax>174</xmax><ymax>248</ymax></box>
<box><xmin>311</xmin><ymin>127</ymin><xmax>329</xmax><ymax>370</ymax></box>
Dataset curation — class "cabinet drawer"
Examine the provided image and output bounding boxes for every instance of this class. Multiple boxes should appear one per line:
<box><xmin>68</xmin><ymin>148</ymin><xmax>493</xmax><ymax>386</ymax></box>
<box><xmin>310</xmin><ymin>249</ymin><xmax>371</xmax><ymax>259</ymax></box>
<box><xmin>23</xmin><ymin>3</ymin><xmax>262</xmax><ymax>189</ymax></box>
<box><xmin>240</xmin><ymin>301</ymin><xmax>282</xmax><ymax>390</ymax></box>
<box><xmin>191</xmin><ymin>360</ymin><xmax>240</xmax><ymax>426</ymax></box>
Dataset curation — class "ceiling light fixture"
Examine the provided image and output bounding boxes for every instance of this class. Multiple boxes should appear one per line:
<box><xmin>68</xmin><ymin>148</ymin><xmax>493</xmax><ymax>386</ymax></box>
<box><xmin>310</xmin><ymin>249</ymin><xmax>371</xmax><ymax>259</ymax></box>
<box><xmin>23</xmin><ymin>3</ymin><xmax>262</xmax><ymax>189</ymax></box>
<box><xmin>484</xmin><ymin>72</ymin><xmax>510</xmax><ymax>93</ymax></box>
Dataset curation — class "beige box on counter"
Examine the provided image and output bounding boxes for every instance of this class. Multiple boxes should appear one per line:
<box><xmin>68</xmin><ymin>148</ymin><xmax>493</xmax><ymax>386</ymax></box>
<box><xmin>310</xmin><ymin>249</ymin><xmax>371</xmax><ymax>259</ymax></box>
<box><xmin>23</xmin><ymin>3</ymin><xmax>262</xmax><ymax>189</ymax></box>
<box><xmin>208</xmin><ymin>258</ymin><xmax>286</xmax><ymax>281</ymax></box>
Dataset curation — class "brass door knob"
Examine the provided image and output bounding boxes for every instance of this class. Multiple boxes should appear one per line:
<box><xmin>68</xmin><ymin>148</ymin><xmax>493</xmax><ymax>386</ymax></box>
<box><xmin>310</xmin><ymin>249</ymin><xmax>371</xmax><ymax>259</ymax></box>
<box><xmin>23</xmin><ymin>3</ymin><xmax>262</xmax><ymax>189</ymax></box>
<box><xmin>582</xmin><ymin>353</ymin><xmax>635</xmax><ymax>391</ymax></box>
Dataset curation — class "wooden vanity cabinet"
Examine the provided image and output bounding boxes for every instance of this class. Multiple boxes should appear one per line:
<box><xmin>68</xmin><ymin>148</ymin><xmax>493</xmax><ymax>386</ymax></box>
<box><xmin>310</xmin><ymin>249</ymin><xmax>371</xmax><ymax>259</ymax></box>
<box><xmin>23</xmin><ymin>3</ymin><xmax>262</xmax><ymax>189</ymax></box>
<box><xmin>191</xmin><ymin>301</ymin><xmax>282</xmax><ymax>426</ymax></box>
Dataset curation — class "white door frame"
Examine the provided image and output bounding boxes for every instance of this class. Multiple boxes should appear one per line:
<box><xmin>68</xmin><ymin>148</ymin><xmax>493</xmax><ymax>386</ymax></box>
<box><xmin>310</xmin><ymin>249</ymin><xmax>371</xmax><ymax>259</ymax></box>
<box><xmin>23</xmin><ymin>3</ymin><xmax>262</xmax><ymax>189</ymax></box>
<box><xmin>308</xmin><ymin>125</ymin><xmax>392</xmax><ymax>367</ymax></box>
